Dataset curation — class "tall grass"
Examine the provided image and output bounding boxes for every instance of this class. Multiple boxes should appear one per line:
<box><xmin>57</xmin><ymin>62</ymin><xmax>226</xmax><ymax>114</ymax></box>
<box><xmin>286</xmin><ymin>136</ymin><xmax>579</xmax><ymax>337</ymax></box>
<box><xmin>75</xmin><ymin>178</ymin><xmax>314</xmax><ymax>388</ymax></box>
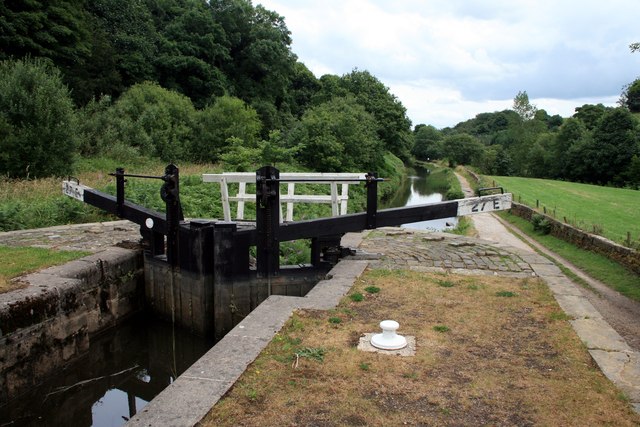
<box><xmin>0</xmin><ymin>154</ymin><xmax>405</xmax><ymax>231</ymax></box>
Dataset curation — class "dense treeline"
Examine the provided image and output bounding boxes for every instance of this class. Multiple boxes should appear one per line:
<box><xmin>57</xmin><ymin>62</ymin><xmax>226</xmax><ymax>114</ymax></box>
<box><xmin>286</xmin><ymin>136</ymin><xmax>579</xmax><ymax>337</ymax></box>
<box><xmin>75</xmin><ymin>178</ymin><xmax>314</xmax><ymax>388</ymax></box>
<box><xmin>412</xmin><ymin>91</ymin><xmax>640</xmax><ymax>188</ymax></box>
<box><xmin>0</xmin><ymin>0</ymin><xmax>411</xmax><ymax>178</ymax></box>
<box><xmin>0</xmin><ymin>0</ymin><xmax>639</xmax><ymax>191</ymax></box>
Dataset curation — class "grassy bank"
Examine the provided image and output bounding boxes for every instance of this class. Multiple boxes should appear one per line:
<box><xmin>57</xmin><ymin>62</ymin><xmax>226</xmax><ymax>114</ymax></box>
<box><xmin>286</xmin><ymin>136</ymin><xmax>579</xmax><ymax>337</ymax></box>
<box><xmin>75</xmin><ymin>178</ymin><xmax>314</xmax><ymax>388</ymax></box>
<box><xmin>498</xmin><ymin>211</ymin><xmax>640</xmax><ymax>302</ymax></box>
<box><xmin>0</xmin><ymin>154</ymin><xmax>406</xmax><ymax>233</ymax></box>
<box><xmin>488</xmin><ymin>176</ymin><xmax>640</xmax><ymax>247</ymax></box>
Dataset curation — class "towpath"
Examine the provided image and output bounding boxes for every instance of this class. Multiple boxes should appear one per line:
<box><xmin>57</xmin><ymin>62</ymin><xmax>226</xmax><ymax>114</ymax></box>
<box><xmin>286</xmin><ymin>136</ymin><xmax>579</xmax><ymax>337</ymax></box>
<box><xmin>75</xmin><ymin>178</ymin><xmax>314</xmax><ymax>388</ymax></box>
<box><xmin>455</xmin><ymin>171</ymin><xmax>640</xmax><ymax>351</ymax></box>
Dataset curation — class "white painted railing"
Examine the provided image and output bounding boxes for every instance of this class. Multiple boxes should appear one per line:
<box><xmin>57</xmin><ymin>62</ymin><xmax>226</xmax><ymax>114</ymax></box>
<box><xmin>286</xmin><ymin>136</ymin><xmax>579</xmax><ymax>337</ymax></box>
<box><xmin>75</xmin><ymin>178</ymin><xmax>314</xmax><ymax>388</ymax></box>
<box><xmin>202</xmin><ymin>172</ymin><xmax>366</xmax><ymax>222</ymax></box>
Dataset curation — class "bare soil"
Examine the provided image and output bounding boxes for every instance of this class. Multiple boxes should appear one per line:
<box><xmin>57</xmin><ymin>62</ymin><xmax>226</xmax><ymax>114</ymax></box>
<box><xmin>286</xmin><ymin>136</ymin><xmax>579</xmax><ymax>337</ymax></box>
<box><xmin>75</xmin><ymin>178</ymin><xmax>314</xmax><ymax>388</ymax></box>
<box><xmin>202</xmin><ymin>269</ymin><xmax>640</xmax><ymax>426</ymax></box>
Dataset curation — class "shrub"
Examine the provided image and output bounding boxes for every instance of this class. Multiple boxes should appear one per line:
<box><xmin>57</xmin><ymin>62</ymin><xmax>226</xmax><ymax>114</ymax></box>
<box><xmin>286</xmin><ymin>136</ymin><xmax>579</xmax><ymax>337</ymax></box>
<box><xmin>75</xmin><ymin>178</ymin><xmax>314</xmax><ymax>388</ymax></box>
<box><xmin>531</xmin><ymin>213</ymin><xmax>551</xmax><ymax>234</ymax></box>
<box><xmin>193</xmin><ymin>96</ymin><xmax>262</xmax><ymax>162</ymax></box>
<box><xmin>445</xmin><ymin>189</ymin><xmax>465</xmax><ymax>200</ymax></box>
<box><xmin>96</xmin><ymin>82</ymin><xmax>197</xmax><ymax>162</ymax></box>
<box><xmin>0</xmin><ymin>58</ymin><xmax>78</xmax><ymax>177</ymax></box>
<box><xmin>288</xmin><ymin>97</ymin><xmax>384</xmax><ymax>172</ymax></box>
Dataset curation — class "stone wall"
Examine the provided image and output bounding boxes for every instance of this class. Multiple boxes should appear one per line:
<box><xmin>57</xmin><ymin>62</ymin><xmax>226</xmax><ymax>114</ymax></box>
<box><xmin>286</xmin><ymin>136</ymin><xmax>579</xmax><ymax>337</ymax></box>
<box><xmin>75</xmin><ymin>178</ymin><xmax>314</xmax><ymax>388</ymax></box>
<box><xmin>0</xmin><ymin>247</ymin><xmax>145</xmax><ymax>404</ymax></box>
<box><xmin>510</xmin><ymin>202</ymin><xmax>640</xmax><ymax>274</ymax></box>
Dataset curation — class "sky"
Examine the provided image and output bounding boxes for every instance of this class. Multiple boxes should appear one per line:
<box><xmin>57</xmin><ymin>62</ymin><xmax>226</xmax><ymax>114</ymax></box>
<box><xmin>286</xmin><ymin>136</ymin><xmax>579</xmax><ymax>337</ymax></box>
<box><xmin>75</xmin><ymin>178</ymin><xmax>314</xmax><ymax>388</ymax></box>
<box><xmin>257</xmin><ymin>0</ymin><xmax>640</xmax><ymax>129</ymax></box>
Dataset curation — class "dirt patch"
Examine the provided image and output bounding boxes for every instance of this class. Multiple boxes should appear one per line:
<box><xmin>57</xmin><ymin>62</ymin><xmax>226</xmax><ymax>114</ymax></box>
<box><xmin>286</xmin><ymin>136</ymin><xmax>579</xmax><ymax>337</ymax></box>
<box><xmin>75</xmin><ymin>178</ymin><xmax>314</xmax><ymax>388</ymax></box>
<box><xmin>0</xmin><ymin>277</ymin><xmax>27</xmax><ymax>294</ymax></box>
<box><xmin>201</xmin><ymin>269</ymin><xmax>640</xmax><ymax>426</ymax></box>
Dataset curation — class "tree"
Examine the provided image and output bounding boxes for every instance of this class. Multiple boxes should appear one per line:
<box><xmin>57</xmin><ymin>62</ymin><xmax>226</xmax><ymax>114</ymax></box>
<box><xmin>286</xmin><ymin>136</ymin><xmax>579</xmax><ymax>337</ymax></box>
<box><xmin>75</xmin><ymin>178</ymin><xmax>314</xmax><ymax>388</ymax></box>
<box><xmin>619</xmin><ymin>79</ymin><xmax>640</xmax><ymax>113</ymax></box>
<box><xmin>0</xmin><ymin>58</ymin><xmax>77</xmax><ymax>177</ymax></box>
<box><xmin>566</xmin><ymin>108</ymin><xmax>640</xmax><ymax>185</ymax></box>
<box><xmin>288</xmin><ymin>97</ymin><xmax>384</xmax><ymax>171</ymax></box>
<box><xmin>149</xmin><ymin>0</ymin><xmax>230</xmax><ymax>108</ymax></box>
<box><xmin>573</xmin><ymin>104</ymin><xmax>611</xmax><ymax>130</ymax></box>
<box><xmin>211</xmin><ymin>1</ymin><xmax>296</xmax><ymax>113</ymax></box>
<box><xmin>590</xmin><ymin>108</ymin><xmax>640</xmax><ymax>184</ymax></box>
<box><xmin>193</xmin><ymin>96</ymin><xmax>262</xmax><ymax>162</ymax></box>
<box><xmin>624</xmin><ymin>155</ymin><xmax>640</xmax><ymax>188</ymax></box>
<box><xmin>551</xmin><ymin>118</ymin><xmax>588</xmax><ymax>178</ymax></box>
<box><xmin>102</xmin><ymin>82</ymin><xmax>197</xmax><ymax>161</ymax></box>
<box><xmin>286</xmin><ymin>62</ymin><xmax>320</xmax><ymax>118</ymax></box>
<box><xmin>526</xmin><ymin>133</ymin><xmax>555</xmax><ymax>178</ymax></box>
<box><xmin>481</xmin><ymin>145</ymin><xmax>513</xmax><ymax>176</ymax></box>
<box><xmin>87</xmin><ymin>0</ymin><xmax>159</xmax><ymax>92</ymax></box>
<box><xmin>512</xmin><ymin>91</ymin><xmax>537</xmax><ymax>121</ymax></box>
<box><xmin>338</xmin><ymin>69</ymin><xmax>413</xmax><ymax>161</ymax></box>
<box><xmin>0</xmin><ymin>0</ymin><xmax>91</xmax><ymax>71</ymax></box>
<box><xmin>412</xmin><ymin>125</ymin><xmax>443</xmax><ymax>160</ymax></box>
<box><xmin>442</xmin><ymin>133</ymin><xmax>485</xmax><ymax>167</ymax></box>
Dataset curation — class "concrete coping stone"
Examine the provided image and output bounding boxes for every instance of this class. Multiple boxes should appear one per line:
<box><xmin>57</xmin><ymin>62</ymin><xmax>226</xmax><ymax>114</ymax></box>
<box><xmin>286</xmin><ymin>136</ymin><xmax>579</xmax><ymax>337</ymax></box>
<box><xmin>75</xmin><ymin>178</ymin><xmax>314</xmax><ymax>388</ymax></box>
<box><xmin>358</xmin><ymin>333</ymin><xmax>416</xmax><ymax>357</ymax></box>
<box><xmin>571</xmin><ymin>318</ymin><xmax>633</xmax><ymax>352</ymax></box>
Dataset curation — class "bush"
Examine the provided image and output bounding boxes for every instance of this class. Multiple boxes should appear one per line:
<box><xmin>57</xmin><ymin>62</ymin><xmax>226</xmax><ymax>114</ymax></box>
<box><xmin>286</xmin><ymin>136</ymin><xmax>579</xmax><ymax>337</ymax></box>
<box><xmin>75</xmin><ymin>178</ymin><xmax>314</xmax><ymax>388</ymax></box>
<box><xmin>445</xmin><ymin>189</ymin><xmax>465</xmax><ymax>200</ymax></box>
<box><xmin>91</xmin><ymin>82</ymin><xmax>197</xmax><ymax>162</ymax></box>
<box><xmin>531</xmin><ymin>214</ymin><xmax>552</xmax><ymax>234</ymax></box>
<box><xmin>288</xmin><ymin>97</ymin><xmax>384</xmax><ymax>172</ymax></box>
<box><xmin>193</xmin><ymin>96</ymin><xmax>262</xmax><ymax>162</ymax></box>
<box><xmin>0</xmin><ymin>58</ymin><xmax>78</xmax><ymax>178</ymax></box>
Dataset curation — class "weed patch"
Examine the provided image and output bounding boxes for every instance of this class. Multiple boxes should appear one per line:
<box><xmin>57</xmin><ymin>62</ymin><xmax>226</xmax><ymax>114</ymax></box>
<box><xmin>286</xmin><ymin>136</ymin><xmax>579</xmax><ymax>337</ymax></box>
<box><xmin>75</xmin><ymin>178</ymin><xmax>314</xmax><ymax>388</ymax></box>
<box><xmin>349</xmin><ymin>292</ymin><xmax>364</xmax><ymax>302</ymax></box>
<box><xmin>496</xmin><ymin>291</ymin><xmax>517</xmax><ymax>297</ymax></box>
<box><xmin>295</xmin><ymin>347</ymin><xmax>326</xmax><ymax>363</ymax></box>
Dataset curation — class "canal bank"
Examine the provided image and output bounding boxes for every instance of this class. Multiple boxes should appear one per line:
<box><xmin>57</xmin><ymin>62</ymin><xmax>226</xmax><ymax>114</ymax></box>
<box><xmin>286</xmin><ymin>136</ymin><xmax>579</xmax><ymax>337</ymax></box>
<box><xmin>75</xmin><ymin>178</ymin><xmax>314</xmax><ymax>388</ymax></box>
<box><xmin>2</xmin><ymin>218</ymin><xmax>640</xmax><ymax>424</ymax></box>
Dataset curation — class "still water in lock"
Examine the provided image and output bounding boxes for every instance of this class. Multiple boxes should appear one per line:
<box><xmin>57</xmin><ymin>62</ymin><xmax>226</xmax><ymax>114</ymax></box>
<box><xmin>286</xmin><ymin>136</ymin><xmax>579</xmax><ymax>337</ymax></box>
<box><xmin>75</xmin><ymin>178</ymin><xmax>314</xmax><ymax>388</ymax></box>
<box><xmin>1</xmin><ymin>314</ymin><xmax>214</xmax><ymax>427</ymax></box>
<box><xmin>383</xmin><ymin>167</ymin><xmax>458</xmax><ymax>231</ymax></box>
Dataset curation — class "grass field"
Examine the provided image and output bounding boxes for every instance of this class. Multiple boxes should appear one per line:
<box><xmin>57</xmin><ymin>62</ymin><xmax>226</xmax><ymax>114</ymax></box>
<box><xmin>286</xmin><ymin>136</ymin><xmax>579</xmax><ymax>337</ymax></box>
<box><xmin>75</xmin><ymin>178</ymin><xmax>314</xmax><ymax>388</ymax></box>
<box><xmin>489</xmin><ymin>176</ymin><xmax>640</xmax><ymax>246</ymax></box>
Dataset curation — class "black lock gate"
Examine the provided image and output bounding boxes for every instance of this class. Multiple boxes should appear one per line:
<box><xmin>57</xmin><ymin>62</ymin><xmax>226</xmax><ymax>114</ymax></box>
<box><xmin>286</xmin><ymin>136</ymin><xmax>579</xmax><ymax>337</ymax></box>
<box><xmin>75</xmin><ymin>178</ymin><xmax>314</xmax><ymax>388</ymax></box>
<box><xmin>63</xmin><ymin>165</ymin><xmax>511</xmax><ymax>339</ymax></box>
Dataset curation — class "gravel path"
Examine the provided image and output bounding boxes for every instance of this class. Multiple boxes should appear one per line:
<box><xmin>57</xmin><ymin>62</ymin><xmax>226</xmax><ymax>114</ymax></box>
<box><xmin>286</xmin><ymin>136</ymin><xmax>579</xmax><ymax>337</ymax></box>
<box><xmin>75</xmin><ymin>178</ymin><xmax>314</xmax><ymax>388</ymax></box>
<box><xmin>456</xmin><ymin>171</ymin><xmax>640</xmax><ymax>351</ymax></box>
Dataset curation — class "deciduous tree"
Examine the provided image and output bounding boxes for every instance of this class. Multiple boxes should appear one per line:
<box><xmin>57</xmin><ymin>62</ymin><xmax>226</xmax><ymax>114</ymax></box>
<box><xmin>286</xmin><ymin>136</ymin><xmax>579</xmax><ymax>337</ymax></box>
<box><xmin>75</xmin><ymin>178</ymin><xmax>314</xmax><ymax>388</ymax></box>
<box><xmin>0</xmin><ymin>58</ymin><xmax>77</xmax><ymax>177</ymax></box>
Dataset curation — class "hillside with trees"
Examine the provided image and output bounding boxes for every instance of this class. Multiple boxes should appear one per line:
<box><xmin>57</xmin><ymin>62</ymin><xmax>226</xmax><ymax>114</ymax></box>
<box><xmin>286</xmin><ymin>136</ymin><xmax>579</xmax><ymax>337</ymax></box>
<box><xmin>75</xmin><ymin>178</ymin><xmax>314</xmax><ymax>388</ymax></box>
<box><xmin>1</xmin><ymin>0</ymin><xmax>639</xmax><ymax>192</ymax></box>
<box><xmin>0</xmin><ymin>0</ymin><xmax>411</xmax><ymax>178</ymax></box>
<box><xmin>413</xmin><ymin>89</ymin><xmax>640</xmax><ymax>188</ymax></box>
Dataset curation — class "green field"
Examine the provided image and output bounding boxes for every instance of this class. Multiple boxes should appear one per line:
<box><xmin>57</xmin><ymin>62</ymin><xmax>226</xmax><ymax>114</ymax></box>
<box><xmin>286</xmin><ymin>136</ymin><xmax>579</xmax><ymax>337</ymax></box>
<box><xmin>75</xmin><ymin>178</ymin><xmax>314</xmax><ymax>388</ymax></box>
<box><xmin>489</xmin><ymin>176</ymin><xmax>640</xmax><ymax>246</ymax></box>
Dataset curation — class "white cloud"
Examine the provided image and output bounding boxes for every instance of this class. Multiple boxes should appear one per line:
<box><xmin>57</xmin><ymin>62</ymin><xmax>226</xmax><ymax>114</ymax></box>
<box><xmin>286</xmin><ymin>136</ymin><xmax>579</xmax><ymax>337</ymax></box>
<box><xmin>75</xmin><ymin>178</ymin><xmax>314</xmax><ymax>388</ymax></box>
<box><xmin>258</xmin><ymin>0</ymin><xmax>640</xmax><ymax>128</ymax></box>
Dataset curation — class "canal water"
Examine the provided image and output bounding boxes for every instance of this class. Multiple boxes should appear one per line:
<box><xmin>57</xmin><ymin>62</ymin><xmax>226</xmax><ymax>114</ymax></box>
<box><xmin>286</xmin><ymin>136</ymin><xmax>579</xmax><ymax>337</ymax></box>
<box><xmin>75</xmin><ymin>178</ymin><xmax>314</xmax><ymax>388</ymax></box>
<box><xmin>384</xmin><ymin>167</ymin><xmax>458</xmax><ymax>231</ymax></box>
<box><xmin>0</xmin><ymin>314</ymin><xmax>214</xmax><ymax>427</ymax></box>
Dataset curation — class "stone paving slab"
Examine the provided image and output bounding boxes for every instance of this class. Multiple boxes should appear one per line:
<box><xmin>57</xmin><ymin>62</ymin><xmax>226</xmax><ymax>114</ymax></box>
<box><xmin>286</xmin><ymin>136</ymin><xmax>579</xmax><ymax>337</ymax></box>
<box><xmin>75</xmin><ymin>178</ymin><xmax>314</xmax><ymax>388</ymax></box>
<box><xmin>571</xmin><ymin>318</ymin><xmax>633</xmax><ymax>352</ymax></box>
<box><xmin>0</xmin><ymin>220</ymin><xmax>140</xmax><ymax>252</ymax></box>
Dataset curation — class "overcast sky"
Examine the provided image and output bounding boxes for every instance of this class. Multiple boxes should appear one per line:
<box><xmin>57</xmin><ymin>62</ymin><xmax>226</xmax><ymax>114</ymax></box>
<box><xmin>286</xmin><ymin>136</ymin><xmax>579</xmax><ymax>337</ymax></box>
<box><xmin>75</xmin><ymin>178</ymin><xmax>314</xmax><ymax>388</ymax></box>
<box><xmin>257</xmin><ymin>0</ymin><xmax>640</xmax><ymax>129</ymax></box>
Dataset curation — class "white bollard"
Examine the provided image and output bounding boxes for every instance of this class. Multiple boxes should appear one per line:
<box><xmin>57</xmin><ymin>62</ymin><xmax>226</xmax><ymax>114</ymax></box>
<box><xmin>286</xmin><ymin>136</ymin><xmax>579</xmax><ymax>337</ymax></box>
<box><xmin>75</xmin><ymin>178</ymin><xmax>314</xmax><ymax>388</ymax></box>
<box><xmin>370</xmin><ymin>320</ymin><xmax>407</xmax><ymax>350</ymax></box>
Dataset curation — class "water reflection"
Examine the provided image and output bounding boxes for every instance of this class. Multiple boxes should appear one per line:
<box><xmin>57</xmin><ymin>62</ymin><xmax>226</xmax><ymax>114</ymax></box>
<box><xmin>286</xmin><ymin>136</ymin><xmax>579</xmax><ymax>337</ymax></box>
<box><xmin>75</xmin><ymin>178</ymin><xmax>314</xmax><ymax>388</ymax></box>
<box><xmin>384</xmin><ymin>168</ymin><xmax>458</xmax><ymax>231</ymax></box>
<box><xmin>0</xmin><ymin>314</ymin><xmax>214</xmax><ymax>427</ymax></box>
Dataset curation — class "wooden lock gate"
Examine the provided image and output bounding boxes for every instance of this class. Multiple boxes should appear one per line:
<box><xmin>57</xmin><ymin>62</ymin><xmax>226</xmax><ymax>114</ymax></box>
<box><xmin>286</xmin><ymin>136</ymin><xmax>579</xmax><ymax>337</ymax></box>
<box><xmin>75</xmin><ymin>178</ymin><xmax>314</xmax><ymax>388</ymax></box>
<box><xmin>63</xmin><ymin>165</ymin><xmax>512</xmax><ymax>340</ymax></box>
